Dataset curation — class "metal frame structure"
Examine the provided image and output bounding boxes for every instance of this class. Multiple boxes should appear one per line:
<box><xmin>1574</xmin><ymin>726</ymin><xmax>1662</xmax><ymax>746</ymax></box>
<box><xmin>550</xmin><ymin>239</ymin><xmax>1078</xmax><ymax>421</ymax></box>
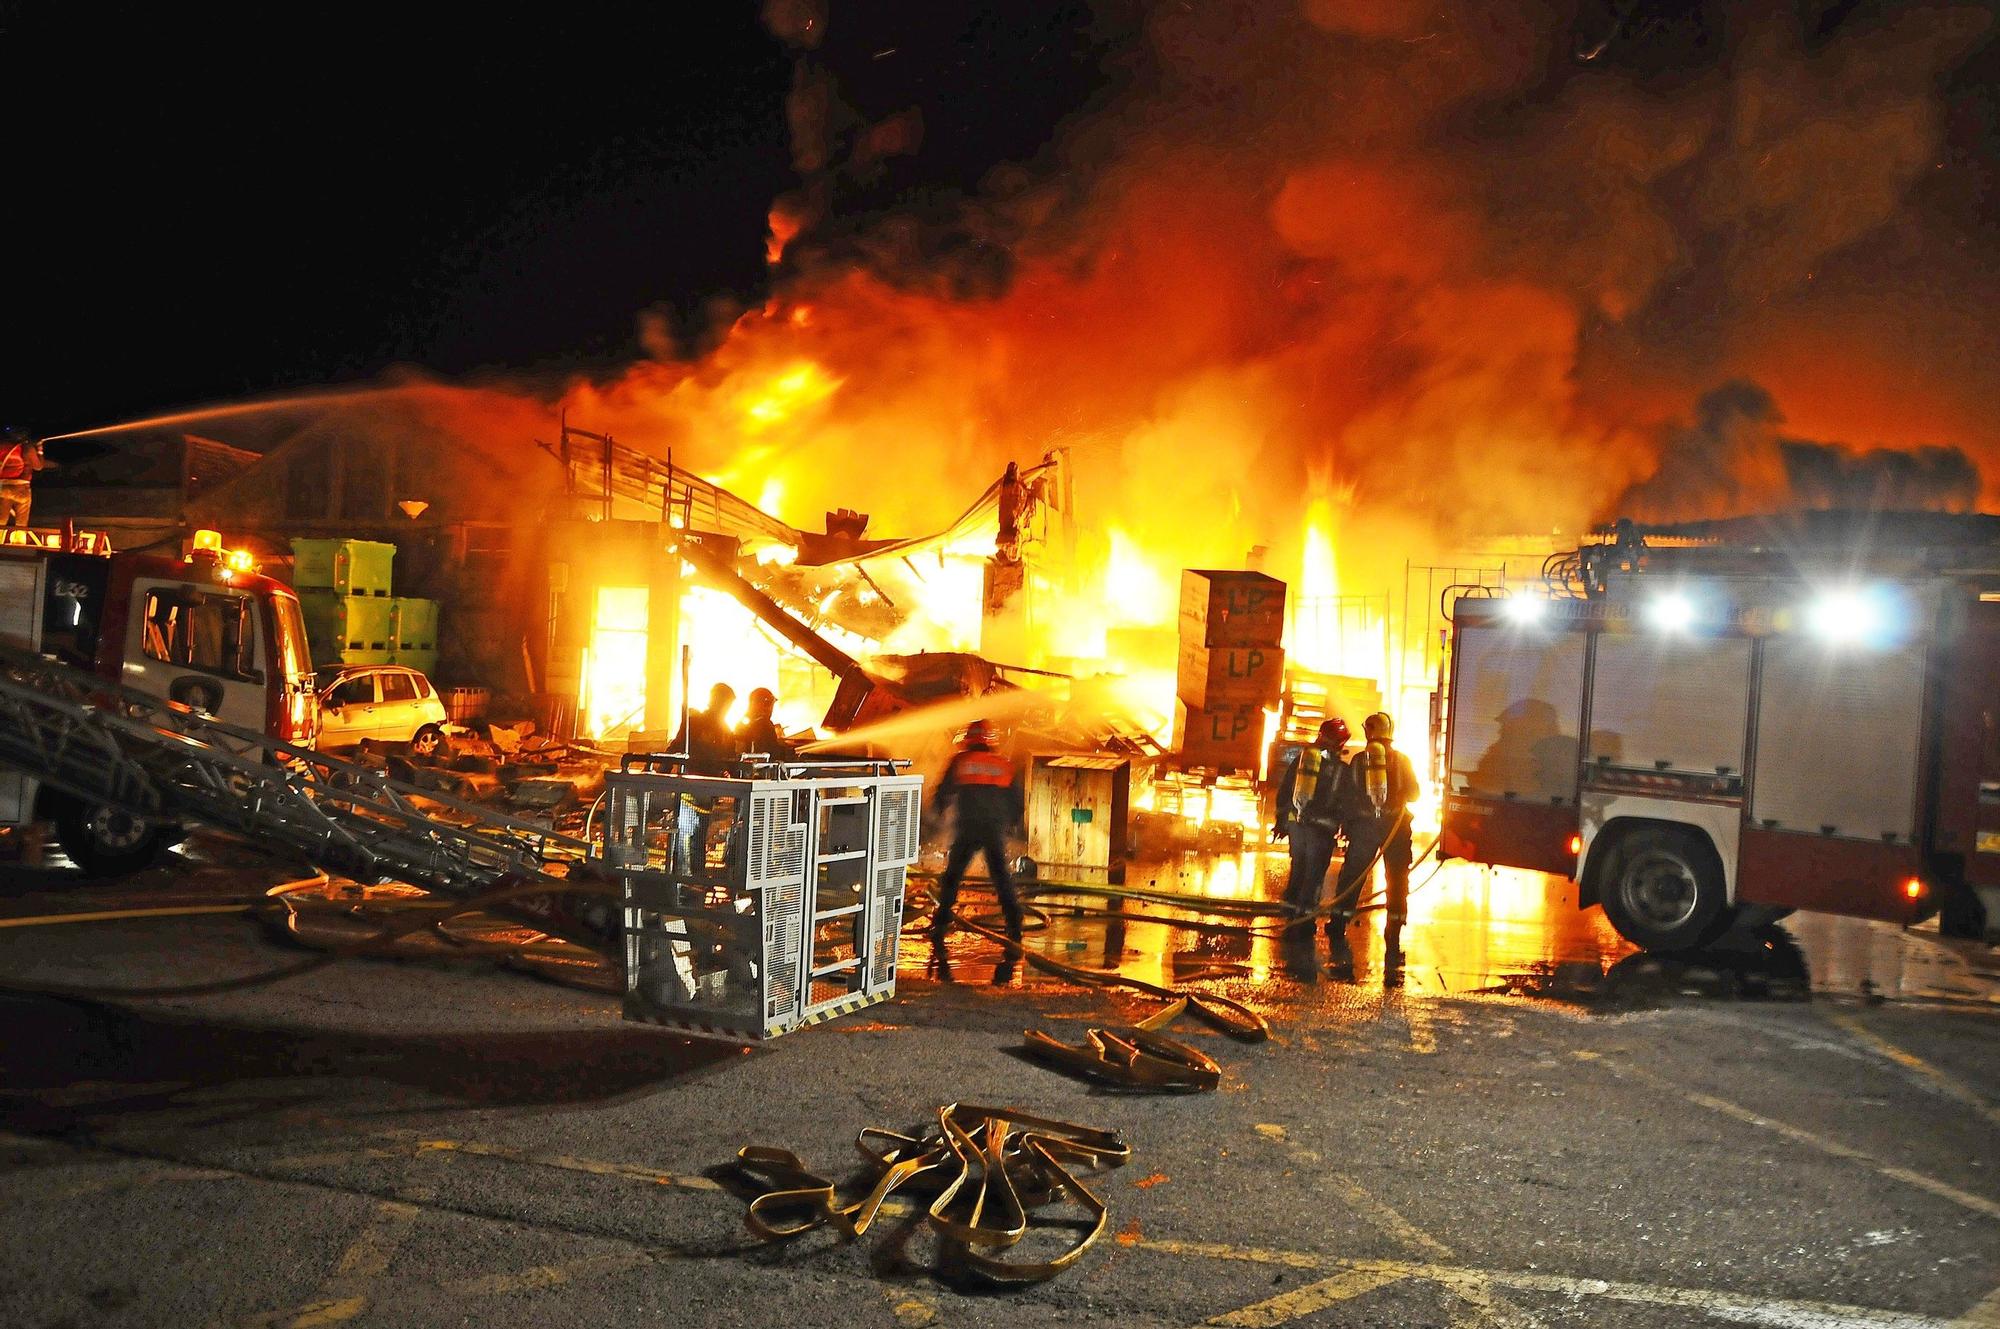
<box><xmin>605</xmin><ymin>755</ymin><xmax>923</xmax><ymax>1042</ymax></box>
<box><xmin>0</xmin><ymin>645</ymin><xmax>591</xmax><ymax>905</ymax></box>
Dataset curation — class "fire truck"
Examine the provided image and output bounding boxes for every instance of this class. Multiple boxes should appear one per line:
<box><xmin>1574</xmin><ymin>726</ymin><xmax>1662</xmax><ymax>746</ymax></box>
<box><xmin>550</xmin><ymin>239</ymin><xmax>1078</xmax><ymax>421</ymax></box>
<box><xmin>1439</xmin><ymin>515</ymin><xmax>2000</xmax><ymax>950</ymax></box>
<box><xmin>0</xmin><ymin>527</ymin><xmax>318</xmax><ymax>873</ymax></box>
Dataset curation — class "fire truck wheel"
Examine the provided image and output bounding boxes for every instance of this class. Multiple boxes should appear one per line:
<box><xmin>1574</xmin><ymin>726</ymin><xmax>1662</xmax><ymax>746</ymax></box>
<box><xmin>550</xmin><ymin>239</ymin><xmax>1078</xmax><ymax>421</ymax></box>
<box><xmin>1600</xmin><ymin>826</ymin><xmax>1728</xmax><ymax>952</ymax></box>
<box><xmin>53</xmin><ymin>799</ymin><xmax>170</xmax><ymax>877</ymax></box>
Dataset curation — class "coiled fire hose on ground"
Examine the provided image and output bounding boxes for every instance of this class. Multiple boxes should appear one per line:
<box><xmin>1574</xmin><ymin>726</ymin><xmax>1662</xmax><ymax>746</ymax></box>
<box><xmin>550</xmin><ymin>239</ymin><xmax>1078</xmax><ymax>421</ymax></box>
<box><xmin>733</xmin><ymin>1102</ymin><xmax>1130</xmax><ymax>1283</ymax></box>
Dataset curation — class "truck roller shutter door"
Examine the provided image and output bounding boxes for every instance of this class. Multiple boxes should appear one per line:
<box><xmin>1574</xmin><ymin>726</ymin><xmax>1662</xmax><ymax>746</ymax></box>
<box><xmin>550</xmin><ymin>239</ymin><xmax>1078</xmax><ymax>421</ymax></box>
<box><xmin>1589</xmin><ymin>635</ymin><xmax>1752</xmax><ymax>777</ymax></box>
<box><xmin>1750</xmin><ymin>638</ymin><xmax>1925</xmax><ymax>843</ymax></box>
<box><xmin>1448</xmin><ymin>624</ymin><xmax>1586</xmax><ymax>804</ymax></box>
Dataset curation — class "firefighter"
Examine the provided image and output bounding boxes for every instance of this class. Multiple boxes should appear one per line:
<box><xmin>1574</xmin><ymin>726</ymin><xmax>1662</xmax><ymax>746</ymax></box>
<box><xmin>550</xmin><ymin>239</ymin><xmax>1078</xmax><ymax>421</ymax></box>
<box><xmin>929</xmin><ymin>719</ymin><xmax>1025</xmax><ymax>957</ymax></box>
<box><xmin>1328</xmin><ymin>711</ymin><xmax>1420</xmax><ymax>932</ymax></box>
<box><xmin>738</xmin><ymin>687</ymin><xmax>793</xmax><ymax>758</ymax></box>
<box><xmin>0</xmin><ymin>427</ymin><xmax>50</xmax><ymax>528</ymax></box>
<box><xmin>1273</xmin><ymin>718</ymin><xmax>1353</xmax><ymax>919</ymax></box>
<box><xmin>670</xmin><ymin>682</ymin><xmax>738</xmax><ymax>873</ymax></box>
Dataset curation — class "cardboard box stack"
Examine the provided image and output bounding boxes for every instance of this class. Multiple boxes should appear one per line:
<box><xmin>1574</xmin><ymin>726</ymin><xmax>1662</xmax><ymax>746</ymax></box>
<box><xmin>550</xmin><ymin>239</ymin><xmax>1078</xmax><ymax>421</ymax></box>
<box><xmin>1172</xmin><ymin>569</ymin><xmax>1286</xmax><ymax>772</ymax></box>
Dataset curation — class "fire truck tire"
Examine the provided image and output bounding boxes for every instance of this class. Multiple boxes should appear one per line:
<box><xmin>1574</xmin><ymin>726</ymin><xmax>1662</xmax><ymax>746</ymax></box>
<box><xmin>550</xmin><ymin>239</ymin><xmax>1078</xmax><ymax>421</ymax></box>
<box><xmin>1600</xmin><ymin>825</ymin><xmax>1729</xmax><ymax>952</ymax></box>
<box><xmin>52</xmin><ymin>799</ymin><xmax>172</xmax><ymax>877</ymax></box>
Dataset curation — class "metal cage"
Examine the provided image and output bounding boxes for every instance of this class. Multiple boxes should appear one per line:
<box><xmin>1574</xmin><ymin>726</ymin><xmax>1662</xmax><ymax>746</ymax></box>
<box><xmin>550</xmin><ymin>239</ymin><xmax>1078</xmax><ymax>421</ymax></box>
<box><xmin>602</xmin><ymin>756</ymin><xmax>923</xmax><ymax>1041</ymax></box>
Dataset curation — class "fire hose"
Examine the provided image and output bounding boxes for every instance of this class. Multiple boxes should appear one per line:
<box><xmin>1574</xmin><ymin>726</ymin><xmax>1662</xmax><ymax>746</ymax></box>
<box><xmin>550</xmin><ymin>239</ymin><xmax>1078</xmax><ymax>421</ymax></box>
<box><xmin>733</xmin><ymin>1103</ymin><xmax>1130</xmax><ymax>1283</ymax></box>
<box><xmin>919</xmin><ymin>881</ymin><xmax>1270</xmax><ymax>1041</ymax></box>
<box><xmin>0</xmin><ymin>872</ymin><xmax>621</xmax><ymax>1002</ymax></box>
<box><xmin>1021</xmin><ymin>997</ymin><xmax>1223</xmax><ymax>1092</ymax></box>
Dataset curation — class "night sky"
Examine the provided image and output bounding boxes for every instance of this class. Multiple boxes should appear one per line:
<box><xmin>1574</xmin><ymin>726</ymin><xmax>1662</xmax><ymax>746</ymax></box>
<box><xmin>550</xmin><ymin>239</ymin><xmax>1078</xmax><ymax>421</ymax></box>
<box><xmin>1</xmin><ymin>2</ymin><xmax>1115</xmax><ymax>436</ymax></box>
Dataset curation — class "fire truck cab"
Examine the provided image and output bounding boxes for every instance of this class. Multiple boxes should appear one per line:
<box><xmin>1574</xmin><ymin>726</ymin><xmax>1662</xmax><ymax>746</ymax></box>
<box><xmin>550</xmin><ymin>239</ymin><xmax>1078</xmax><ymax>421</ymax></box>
<box><xmin>1440</xmin><ymin>528</ymin><xmax>2000</xmax><ymax>951</ymax></box>
<box><xmin>1</xmin><ymin>528</ymin><xmax>319</xmax><ymax>873</ymax></box>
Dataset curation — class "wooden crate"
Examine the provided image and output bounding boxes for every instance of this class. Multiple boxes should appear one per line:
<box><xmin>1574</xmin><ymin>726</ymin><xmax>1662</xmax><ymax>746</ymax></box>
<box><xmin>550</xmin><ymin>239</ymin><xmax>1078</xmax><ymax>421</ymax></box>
<box><xmin>1026</xmin><ymin>754</ymin><xmax>1131</xmax><ymax>885</ymax></box>
<box><xmin>1179</xmin><ymin>570</ymin><xmax>1286</xmax><ymax>647</ymax></box>
<box><xmin>1172</xmin><ymin>700</ymin><xmax>1264</xmax><ymax>773</ymax></box>
<box><xmin>1178</xmin><ymin>641</ymin><xmax>1285</xmax><ymax>710</ymax></box>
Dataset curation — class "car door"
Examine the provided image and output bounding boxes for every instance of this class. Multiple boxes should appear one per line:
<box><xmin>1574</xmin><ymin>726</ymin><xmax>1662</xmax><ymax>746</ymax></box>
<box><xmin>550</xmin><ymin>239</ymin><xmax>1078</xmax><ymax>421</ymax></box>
<box><xmin>374</xmin><ymin>669</ymin><xmax>421</xmax><ymax>741</ymax></box>
<box><xmin>318</xmin><ymin>674</ymin><xmax>380</xmax><ymax>747</ymax></box>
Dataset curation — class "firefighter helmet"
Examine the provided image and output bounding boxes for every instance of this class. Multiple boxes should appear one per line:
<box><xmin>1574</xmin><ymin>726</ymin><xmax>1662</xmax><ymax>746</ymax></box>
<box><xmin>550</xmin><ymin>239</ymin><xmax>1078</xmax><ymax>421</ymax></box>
<box><xmin>747</xmin><ymin>687</ymin><xmax>776</xmax><ymax>715</ymax></box>
<box><xmin>1316</xmin><ymin>717</ymin><xmax>1351</xmax><ymax>749</ymax></box>
<box><xmin>1363</xmin><ymin>711</ymin><xmax>1394</xmax><ymax>741</ymax></box>
<box><xmin>963</xmin><ymin>719</ymin><xmax>994</xmax><ymax>748</ymax></box>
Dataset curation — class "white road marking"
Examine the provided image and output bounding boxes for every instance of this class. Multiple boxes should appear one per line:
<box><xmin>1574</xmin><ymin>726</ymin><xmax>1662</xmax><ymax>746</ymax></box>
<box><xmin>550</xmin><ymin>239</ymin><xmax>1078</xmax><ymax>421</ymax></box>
<box><xmin>1575</xmin><ymin>1052</ymin><xmax>2000</xmax><ymax>1221</ymax></box>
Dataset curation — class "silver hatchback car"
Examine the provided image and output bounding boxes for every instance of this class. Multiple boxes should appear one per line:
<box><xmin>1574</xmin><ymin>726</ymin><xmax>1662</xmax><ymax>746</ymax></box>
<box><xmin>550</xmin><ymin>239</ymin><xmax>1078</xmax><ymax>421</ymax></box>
<box><xmin>315</xmin><ymin>664</ymin><xmax>451</xmax><ymax>755</ymax></box>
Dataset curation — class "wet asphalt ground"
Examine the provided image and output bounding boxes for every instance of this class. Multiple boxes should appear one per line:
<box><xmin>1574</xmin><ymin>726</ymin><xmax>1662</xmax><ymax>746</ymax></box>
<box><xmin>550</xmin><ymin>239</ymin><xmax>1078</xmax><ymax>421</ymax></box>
<box><xmin>1</xmin><ymin>835</ymin><xmax>1997</xmax><ymax>1328</ymax></box>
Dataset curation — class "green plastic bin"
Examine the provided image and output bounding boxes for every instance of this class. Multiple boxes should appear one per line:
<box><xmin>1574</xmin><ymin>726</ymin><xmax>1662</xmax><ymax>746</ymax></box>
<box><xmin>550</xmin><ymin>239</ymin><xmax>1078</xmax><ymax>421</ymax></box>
<box><xmin>299</xmin><ymin>590</ymin><xmax>397</xmax><ymax>666</ymax></box>
<box><xmin>290</xmin><ymin>538</ymin><xmax>396</xmax><ymax>597</ymax></box>
<box><xmin>390</xmin><ymin>597</ymin><xmax>439</xmax><ymax>656</ymax></box>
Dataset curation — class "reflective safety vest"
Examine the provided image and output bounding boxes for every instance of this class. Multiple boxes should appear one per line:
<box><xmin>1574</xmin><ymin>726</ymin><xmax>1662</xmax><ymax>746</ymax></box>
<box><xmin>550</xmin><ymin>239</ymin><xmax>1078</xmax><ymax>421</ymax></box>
<box><xmin>951</xmin><ymin>750</ymin><xmax>1016</xmax><ymax>787</ymax></box>
<box><xmin>0</xmin><ymin>444</ymin><xmax>26</xmax><ymax>481</ymax></box>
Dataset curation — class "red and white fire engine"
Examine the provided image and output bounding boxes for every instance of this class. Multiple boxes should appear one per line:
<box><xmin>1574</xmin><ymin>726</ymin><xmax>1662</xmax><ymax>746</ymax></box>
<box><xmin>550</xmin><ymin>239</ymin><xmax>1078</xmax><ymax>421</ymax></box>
<box><xmin>1439</xmin><ymin>518</ymin><xmax>2000</xmax><ymax>950</ymax></box>
<box><xmin>1</xmin><ymin>526</ymin><xmax>318</xmax><ymax>872</ymax></box>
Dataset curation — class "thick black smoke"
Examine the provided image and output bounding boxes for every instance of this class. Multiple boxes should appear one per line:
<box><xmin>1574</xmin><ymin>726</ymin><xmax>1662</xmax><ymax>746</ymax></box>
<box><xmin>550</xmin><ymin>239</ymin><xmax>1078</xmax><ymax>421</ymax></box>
<box><xmin>1617</xmin><ymin>380</ymin><xmax>1982</xmax><ymax>520</ymax></box>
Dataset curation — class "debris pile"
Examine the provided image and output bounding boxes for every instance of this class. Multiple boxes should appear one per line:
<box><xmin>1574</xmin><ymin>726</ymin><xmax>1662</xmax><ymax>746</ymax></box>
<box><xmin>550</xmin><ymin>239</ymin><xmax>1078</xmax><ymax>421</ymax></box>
<box><xmin>347</xmin><ymin>718</ymin><xmax>608</xmax><ymax>828</ymax></box>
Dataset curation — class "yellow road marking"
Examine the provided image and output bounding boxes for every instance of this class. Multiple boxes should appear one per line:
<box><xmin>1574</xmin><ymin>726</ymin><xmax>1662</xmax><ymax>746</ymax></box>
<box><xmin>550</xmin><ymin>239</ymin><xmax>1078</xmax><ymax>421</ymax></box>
<box><xmin>1242</xmin><ymin>1123</ymin><xmax>1536</xmax><ymax>1327</ymax></box>
<box><xmin>0</xmin><ymin>904</ymin><xmax>252</xmax><ymax>928</ymax></box>
<box><xmin>1130</xmin><ymin>1242</ymin><xmax>1962</xmax><ymax>1328</ymax></box>
<box><xmin>284</xmin><ymin>1300</ymin><xmax>368</xmax><ymax>1328</ymax></box>
<box><xmin>1954</xmin><ymin>1283</ymin><xmax>2000</xmax><ymax>1327</ymax></box>
<box><xmin>218</xmin><ymin>1296</ymin><xmax>368</xmax><ymax>1329</ymax></box>
<box><xmin>414</xmin><ymin>1136</ymin><xmax>723</xmax><ymax>1190</ymax></box>
<box><xmin>332</xmin><ymin>1199</ymin><xmax>424</xmax><ymax>1279</ymax></box>
<box><xmin>1578</xmin><ymin>1052</ymin><xmax>2000</xmax><ymax>1222</ymax></box>
<box><xmin>1206</xmin><ymin>1266</ymin><xmax>1409</xmax><ymax>1325</ymax></box>
<box><xmin>1826</xmin><ymin>1011</ymin><xmax>2000</xmax><ymax>1131</ymax></box>
<box><xmin>46</xmin><ymin>1162</ymin><xmax>231</xmax><ymax>1199</ymax></box>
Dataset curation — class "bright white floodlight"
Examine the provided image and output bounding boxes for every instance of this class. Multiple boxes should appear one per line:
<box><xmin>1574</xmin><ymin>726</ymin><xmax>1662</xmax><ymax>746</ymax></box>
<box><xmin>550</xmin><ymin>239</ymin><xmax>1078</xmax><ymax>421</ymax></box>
<box><xmin>1503</xmin><ymin>596</ymin><xmax>1546</xmax><ymax>624</ymax></box>
<box><xmin>1807</xmin><ymin>586</ymin><xmax>1883</xmax><ymax>643</ymax></box>
<box><xmin>1646</xmin><ymin>592</ymin><xmax>1695</xmax><ymax>632</ymax></box>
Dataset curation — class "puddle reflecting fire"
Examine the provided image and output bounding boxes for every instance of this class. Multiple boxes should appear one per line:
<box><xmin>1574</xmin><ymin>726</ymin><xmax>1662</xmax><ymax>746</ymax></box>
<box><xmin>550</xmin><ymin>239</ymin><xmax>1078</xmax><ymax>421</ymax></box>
<box><xmin>904</xmin><ymin>844</ymin><xmax>2000</xmax><ymax>1010</ymax></box>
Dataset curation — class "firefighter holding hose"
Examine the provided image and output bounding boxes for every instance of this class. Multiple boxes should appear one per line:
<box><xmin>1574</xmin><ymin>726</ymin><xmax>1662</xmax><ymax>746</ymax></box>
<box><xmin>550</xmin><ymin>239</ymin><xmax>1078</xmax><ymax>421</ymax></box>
<box><xmin>1328</xmin><ymin>711</ymin><xmax>1420</xmax><ymax>935</ymax></box>
<box><xmin>929</xmin><ymin>720</ymin><xmax>1025</xmax><ymax>964</ymax></box>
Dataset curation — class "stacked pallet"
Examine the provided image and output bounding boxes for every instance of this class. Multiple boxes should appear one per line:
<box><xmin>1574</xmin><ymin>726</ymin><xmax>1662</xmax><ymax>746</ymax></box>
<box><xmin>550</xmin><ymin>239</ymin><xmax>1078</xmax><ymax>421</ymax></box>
<box><xmin>1172</xmin><ymin>570</ymin><xmax>1286</xmax><ymax>772</ymax></box>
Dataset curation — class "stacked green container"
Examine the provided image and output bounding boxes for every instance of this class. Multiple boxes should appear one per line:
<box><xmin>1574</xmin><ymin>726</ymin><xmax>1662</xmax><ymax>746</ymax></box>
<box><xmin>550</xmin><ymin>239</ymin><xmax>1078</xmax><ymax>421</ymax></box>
<box><xmin>291</xmin><ymin>538</ymin><xmax>401</xmax><ymax>667</ymax></box>
<box><xmin>297</xmin><ymin>591</ymin><xmax>396</xmax><ymax>666</ymax></box>
<box><xmin>290</xmin><ymin>539</ymin><xmax>395</xmax><ymax>597</ymax></box>
<box><xmin>390</xmin><ymin>597</ymin><xmax>440</xmax><ymax>676</ymax></box>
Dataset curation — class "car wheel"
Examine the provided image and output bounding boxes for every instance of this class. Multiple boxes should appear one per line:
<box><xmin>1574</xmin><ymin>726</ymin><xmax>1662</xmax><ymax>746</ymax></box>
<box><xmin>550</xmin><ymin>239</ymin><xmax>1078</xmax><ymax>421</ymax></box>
<box><xmin>410</xmin><ymin>723</ymin><xmax>447</xmax><ymax>759</ymax></box>
<box><xmin>53</xmin><ymin>797</ymin><xmax>171</xmax><ymax>877</ymax></box>
<box><xmin>1600</xmin><ymin>825</ymin><xmax>1729</xmax><ymax>952</ymax></box>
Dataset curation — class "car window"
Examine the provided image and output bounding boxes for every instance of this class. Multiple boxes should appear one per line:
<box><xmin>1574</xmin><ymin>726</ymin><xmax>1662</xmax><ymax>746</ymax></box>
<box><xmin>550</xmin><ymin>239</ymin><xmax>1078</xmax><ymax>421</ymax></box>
<box><xmin>378</xmin><ymin>672</ymin><xmax>417</xmax><ymax>703</ymax></box>
<box><xmin>411</xmin><ymin>674</ymin><xmax>433</xmax><ymax>699</ymax></box>
<box><xmin>328</xmin><ymin>677</ymin><xmax>374</xmax><ymax>708</ymax></box>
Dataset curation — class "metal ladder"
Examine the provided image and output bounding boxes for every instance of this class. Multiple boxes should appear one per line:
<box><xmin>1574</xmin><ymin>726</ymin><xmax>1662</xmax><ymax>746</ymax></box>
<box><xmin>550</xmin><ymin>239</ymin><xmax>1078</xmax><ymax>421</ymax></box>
<box><xmin>0</xmin><ymin>646</ymin><xmax>591</xmax><ymax>903</ymax></box>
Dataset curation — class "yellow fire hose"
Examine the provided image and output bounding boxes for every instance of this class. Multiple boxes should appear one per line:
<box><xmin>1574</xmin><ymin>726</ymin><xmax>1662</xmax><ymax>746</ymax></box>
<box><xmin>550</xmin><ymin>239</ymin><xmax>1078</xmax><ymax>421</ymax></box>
<box><xmin>735</xmin><ymin>1103</ymin><xmax>1130</xmax><ymax>1282</ymax></box>
<box><xmin>1021</xmin><ymin>997</ymin><xmax>1223</xmax><ymax>1092</ymax></box>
